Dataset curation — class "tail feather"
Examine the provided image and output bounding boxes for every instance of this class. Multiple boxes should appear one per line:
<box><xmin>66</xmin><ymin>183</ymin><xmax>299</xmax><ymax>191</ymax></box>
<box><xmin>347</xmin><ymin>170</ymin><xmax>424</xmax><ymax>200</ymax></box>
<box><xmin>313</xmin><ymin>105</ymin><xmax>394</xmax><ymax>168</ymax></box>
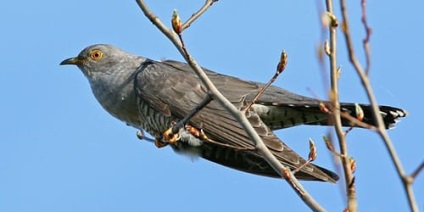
<box><xmin>254</xmin><ymin>103</ymin><xmax>407</xmax><ymax>130</ymax></box>
<box><xmin>339</xmin><ymin>104</ymin><xmax>407</xmax><ymax>129</ymax></box>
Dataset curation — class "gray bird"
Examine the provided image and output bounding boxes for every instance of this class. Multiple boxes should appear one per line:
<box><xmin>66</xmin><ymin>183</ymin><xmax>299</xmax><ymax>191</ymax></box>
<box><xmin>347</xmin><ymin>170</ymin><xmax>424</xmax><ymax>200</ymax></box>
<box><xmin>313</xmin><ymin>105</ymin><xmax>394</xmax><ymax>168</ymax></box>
<box><xmin>60</xmin><ymin>44</ymin><xmax>407</xmax><ymax>183</ymax></box>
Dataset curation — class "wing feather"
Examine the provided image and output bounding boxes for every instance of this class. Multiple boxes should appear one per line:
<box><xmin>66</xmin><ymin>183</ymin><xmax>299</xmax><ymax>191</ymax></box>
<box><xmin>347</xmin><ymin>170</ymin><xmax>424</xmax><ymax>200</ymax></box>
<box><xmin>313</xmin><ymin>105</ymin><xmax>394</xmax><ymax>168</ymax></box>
<box><xmin>135</xmin><ymin>60</ymin><xmax>338</xmax><ymax>182</ymax></box>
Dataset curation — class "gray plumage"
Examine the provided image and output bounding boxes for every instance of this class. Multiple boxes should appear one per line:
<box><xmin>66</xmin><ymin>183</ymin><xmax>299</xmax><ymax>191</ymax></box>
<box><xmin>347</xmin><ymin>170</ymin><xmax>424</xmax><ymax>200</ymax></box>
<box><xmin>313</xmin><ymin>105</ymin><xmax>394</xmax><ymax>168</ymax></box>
<box><xmin>60</xmin><ymin>44</ymin><xmax>407</xmax><ymax>183</ymax></box>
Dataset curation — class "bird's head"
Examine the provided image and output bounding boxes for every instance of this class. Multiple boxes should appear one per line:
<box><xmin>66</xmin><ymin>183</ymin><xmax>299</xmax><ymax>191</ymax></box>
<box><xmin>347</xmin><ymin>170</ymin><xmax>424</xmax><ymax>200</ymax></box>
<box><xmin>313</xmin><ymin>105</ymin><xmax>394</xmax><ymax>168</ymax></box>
<box><xmin>60</xmin><ymin>44</ymin><xmax>136</xmax><ymax>77</ymax></box>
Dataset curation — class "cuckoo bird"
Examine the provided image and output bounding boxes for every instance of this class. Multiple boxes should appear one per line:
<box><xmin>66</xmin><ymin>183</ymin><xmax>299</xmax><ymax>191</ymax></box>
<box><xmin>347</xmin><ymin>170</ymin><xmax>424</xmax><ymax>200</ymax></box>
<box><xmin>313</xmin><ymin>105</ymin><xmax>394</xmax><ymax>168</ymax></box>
<box><xmin>60</xmin><ymin>44</ymin><xmax>407</xmax><ymax>183</ymax></box>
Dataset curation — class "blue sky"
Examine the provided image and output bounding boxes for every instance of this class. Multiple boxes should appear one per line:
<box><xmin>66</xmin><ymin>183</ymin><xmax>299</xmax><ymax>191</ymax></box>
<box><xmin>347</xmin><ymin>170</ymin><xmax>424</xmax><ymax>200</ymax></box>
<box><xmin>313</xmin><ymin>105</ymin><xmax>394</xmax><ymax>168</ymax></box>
<box><xmin>1</xmin><ymin>1</ymin><xmax>423</xmax><ymax>211</ymax></box>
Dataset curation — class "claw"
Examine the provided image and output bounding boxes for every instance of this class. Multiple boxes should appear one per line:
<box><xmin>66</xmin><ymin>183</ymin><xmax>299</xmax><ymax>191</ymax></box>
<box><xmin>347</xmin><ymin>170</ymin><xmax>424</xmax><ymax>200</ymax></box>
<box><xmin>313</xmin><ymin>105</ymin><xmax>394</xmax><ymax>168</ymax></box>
<box><xmin>136</xmin><ymin>131</ymin><xmax>144</xmax><ymax>140</ymax></box>
<box><xmin>186</xmin><ymin>125</ymin><xmax>200</xmax><ymax>137</ymax></box>
<box><xmin>185</xmin><ymin>125</ymin><xmax>209</xmax><ymax>140</ymax></box>
<box><xmin>163</xmin><ymin>127</ymin><xmax>180</xmax><ymax>144</ymax></box>
<box><xmin>198</xmin><ymin>129</ymin><xmax>209</xmax><ymax>140</ymax></box>
<box><xmin>154</xmin><ymin>138</ymin><xmax>169</xmax><ymax>148</ymax></box>
<box><xmin>135</xmin><ymin>130</ymin><xmax>157</xmax><ymax>143</ymax></box>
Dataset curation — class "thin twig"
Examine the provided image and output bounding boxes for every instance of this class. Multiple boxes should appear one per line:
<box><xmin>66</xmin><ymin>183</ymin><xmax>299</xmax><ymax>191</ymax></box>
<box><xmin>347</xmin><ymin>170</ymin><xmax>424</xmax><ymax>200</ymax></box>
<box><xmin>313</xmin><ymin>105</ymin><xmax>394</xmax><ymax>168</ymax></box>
<box><xmin>360</xmin><ymin>0</ymin><xmax>372</xmax><ymax>75</ymax></box>
<box><xmin>339</xmin><ymin>0</ymin><xmax>417</xmax><ymax>211</ymax></box>
<box><xmin>323</xmin><ymin>102</ymin><xmax>377</xmax><ymax>130</ymax></box>
<box><xmin>171</xmin><ymin>94</ymin><xmax>213</xmax><ymax>134</ymax></box>
<box><xmin>293</xmin><ymin>139</ymin><xmax>317</xmax><ymax>174</ymax></box>
<box><xmin>410</xmin><ymin>160</ymin><xmax>424</xmax><ymax>180</ymax></box>
<box><xmin>182</xmin><ymin>0</ymin><xmax>217</xmax><ymax>30</ymax></box>
<box><xmin>339</xmin><ymin>112</ymin><xmax>375</xmax><ymax>130</ymax></box>
<box><xmin>243</xmin><ymin>51</ymin><xmax>287</xmax><ymax>112</ymax></box>
<box><xmin>135</xmin><ymin>1</ymin><xmax>325</xmax><ymax>211</ymax></box>
<box><xmin>315</xmin><ymin>2</ymin><xmax>346</xmax><ymax>205</ymax></box>
<box><xmin>325</xmin><ymin>0</ymin><xmax>357</xmax><ymax>211</ymax></box>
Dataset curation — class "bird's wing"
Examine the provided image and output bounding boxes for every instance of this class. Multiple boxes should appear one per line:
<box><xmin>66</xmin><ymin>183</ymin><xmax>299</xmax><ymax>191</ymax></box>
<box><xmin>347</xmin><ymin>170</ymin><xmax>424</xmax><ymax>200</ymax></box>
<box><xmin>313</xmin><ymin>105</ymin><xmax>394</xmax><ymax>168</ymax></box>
<box><xmin>135</xmin><ymin>60</ymin><xmax>338</xmax><ymax>182</ymax></box>
<box><xmin>136</xmin><ymin>60</ymin><xmax>283</xmax><ymax>151</ymax></box>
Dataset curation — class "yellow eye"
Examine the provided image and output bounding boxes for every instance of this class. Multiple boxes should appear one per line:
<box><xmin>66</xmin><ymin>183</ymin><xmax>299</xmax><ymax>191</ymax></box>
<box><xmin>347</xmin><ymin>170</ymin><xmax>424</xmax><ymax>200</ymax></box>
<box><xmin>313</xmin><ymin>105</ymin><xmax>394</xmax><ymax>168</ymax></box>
<box><xmin>89</xmin><ymin>49</ymin><xmax>103</xmax><ymax>61</ymax></box>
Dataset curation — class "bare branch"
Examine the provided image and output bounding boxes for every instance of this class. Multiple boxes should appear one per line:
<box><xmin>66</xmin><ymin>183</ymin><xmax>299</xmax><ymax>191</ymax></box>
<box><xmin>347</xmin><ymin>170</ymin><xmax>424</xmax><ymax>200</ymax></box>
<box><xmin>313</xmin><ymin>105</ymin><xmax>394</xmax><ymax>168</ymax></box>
<box><xmin>325</xmin><ymin>0</ymin><xmax>357</xmax><ymax>211</ymax></box>
<box><xmin>171</xmin><ymin>94</ymin><xmax>213</xmax><ymax>134</ymax></box>
<box><xmin>360</xmin><ymin>0</ymin><xmax>372</xmax><ymax>74</ymax></box>
<box><xmin>411</xmin><ymin>160</ymin><xmax>424</xmax><ymax>180</ymax></box>
<box><xmin>339</xmin><ymin>0</ymin><xmax>418</xmax><ymax>211</ymax></box>
<box><xmin>135</xmin><ymin>0</ymin><xmax>325</xmax><ymax>211</ymax></box>
<box><xmin>182</xmin><ymin>0</ymin><xmax>217</xmax><ymax>31</ymax></box>
<box><xmin>293</xmin><ymin>139</ymin><xmax>317</xmax><ymax>174</ymax></box>
<box><xmin>320</xmin><ymin>101</ymin><xmax>377</xmax><ymax>130</ymax></box>
<box><xmin>243</xmin><ymin>50</ymin><xmax>287</xmax><ymax>112</ymax></box>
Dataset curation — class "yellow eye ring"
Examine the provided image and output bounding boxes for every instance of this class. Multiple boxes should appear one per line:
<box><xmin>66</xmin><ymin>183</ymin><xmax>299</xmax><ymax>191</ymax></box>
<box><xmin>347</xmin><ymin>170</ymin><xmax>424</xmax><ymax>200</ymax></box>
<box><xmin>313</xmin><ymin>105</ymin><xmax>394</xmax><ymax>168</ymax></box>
<box><xmin>89</xmin><ymin>49</ymin><xmax>103</xmax><ymax>61</ymax></box>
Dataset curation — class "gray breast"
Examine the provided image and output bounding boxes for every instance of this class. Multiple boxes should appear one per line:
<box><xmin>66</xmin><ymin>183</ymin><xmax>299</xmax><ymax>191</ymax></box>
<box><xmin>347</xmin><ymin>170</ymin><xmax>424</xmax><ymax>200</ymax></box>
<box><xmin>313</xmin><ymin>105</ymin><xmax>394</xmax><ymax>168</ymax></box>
<box><xmin>88</xmin><ymin>67</ymin><xmax>204</xmax><ymax>154</ymax></box>
<box><xmin>88</xmin><ymin>71</ymin><xmax>141</xmax><ymax>128</ymax></box>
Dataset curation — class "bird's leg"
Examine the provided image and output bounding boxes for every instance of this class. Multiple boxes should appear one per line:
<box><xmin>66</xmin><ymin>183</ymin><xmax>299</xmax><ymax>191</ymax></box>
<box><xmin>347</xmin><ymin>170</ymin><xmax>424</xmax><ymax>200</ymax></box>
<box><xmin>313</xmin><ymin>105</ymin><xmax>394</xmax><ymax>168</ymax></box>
<box><xmin>162</xmin><ymin>94</ymin><xmax>212</xmax><ymax>144</ymax></box>
<box><xmin>242</xmin><ymin>51</ymin><xmax>288</xmax><ymax>112</ymax></box>
<box><xmin>136</xmin><ymin>130</ymin><xmax>156</xmax><ymax>142</ymax></box>
<box><xmin>154</xmin><ymin>137</ymin><xmax>170</xmax><ymax>148</ymax></box>
<box><xmin>136</xmin><ymin>130</ymin><xmax>168</xmax><ymax>148</ymax></box>
<box><xmin>136</xmin><ymin>130</ymin><xmax>145</xmax><ymax>140</ymax></box>
<box><xmin>162</xmin><ymin>123</ymin><xmax>181</xmax><ymax>145</ymax></box>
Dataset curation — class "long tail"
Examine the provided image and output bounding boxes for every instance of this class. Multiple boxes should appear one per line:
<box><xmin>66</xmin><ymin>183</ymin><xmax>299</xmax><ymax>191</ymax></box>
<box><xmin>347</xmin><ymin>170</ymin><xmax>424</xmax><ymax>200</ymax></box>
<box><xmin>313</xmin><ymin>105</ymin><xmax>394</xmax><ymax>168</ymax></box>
<box><xmin>335</xmin><ymin>104</ymin><xmax>406</xmax><ymax>129</ymax></box>
<box><xmin>254</xmin><ymin>103</ymin><xmax>407</xmax><ymax>130</ymax></box>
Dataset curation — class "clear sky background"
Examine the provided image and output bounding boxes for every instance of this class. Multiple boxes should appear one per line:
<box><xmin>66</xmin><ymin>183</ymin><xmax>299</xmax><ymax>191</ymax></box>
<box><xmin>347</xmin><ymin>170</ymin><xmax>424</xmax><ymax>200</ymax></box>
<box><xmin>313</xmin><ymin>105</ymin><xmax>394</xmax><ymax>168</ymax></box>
<box><xmin>1</xmin><ymin>1</ymin><xmax>423</xmax><ymax>211</ymax></box>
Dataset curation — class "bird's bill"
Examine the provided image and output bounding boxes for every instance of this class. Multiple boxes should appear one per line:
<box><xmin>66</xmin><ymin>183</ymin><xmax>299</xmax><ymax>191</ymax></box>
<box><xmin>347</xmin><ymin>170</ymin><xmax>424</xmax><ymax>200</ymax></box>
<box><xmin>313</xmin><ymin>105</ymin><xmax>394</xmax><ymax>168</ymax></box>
<box><xmin>60</xmin><ymin>57</ymin><xmax>83</xmax><ymax>66</ymax></box>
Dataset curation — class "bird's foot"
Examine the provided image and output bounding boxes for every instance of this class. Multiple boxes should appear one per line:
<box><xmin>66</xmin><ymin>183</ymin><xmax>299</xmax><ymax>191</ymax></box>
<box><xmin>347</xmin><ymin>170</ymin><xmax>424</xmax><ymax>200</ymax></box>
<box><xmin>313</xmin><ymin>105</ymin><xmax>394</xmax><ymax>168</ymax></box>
<box><xmin>136</xmin><ymin>130</ymin><xmax>156</xmax><ymax>143</ymax></box>
<box><xmin>185</xmin><ymin>125</ymin><xmax>209</xmax><ymax>140</ymax></box>
<box><xmin>136</xmin><ymin>131</ymin><xmax>145</xmax><ymax>140</ymax></box>
<box><xmin>162</xmin><ymin>127</ymin><xmax>181</xmax><ymax>145</ymax></box>
<box><xmin>154</xmin><ymin>138</ymin><xmax>170</xmax><ymax>148</ymax></box>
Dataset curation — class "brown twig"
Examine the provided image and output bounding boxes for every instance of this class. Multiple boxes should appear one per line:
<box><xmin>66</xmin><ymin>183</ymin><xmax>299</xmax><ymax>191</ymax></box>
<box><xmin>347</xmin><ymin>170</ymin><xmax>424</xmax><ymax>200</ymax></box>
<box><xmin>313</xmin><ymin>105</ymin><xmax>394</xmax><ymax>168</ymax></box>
<box><xmin>360</xmin><ymin>0</ymin><xmax>372</xmax><ymax>75</ymax></box>
<box><xmin>182</xmin><ymin>0</ymin><xmax>217</xmax><ymax>31</ymax></box>
<box><xmin>135</xmin><ymin>1</ymin><xmax>325</xmax><ymax>211</ymax></box>
<box><xmin>170</xmin><ymin>94</ymin><xmax>213</xmax><ymax>134</ymax></box>
<box><xmin>319</xmin><ymin>101</ymin><xmax>377</xmax><ymax>130</ymax></box>
<box><xmin>325</xmin><ymin>0</ymin><xmax>357</xmax><ymax>211</ymax></box>
<box><xmin>323</xmin><ymin>135</ymin><xmax>345</xmax><ymax>159</ymax></box>
<box><xmin>292</xmin><ymin>139</ymin><xmax>317</xmax><ymax>174</ymax></box>
<box><xmin>315</xmin><ymin>2</ymin><xmax>346</xmax><ymax>205</ymax></box>
<box><xmin>339</xmin><ymin>0</ymin><xmax>418</xmax><ymax>211</ymax></box>
<box><xmin>410</xmin><ymin>161</ymin><xmax>424</xmax><ymax>180</ymax></box>
<box><xmin>243</xmin><ymin>50</ymin><xmax>287</xmax><ymax>112</ymax></box>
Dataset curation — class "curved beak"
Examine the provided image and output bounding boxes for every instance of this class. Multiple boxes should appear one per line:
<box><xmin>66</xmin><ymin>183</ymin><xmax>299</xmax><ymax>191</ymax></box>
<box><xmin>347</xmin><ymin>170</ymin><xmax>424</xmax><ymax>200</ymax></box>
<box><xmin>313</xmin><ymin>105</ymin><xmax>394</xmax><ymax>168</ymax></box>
<box><xmin>60</xmin><ymin>57</ymin><xmax>83</xmax><ymax>66</ymax></box>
